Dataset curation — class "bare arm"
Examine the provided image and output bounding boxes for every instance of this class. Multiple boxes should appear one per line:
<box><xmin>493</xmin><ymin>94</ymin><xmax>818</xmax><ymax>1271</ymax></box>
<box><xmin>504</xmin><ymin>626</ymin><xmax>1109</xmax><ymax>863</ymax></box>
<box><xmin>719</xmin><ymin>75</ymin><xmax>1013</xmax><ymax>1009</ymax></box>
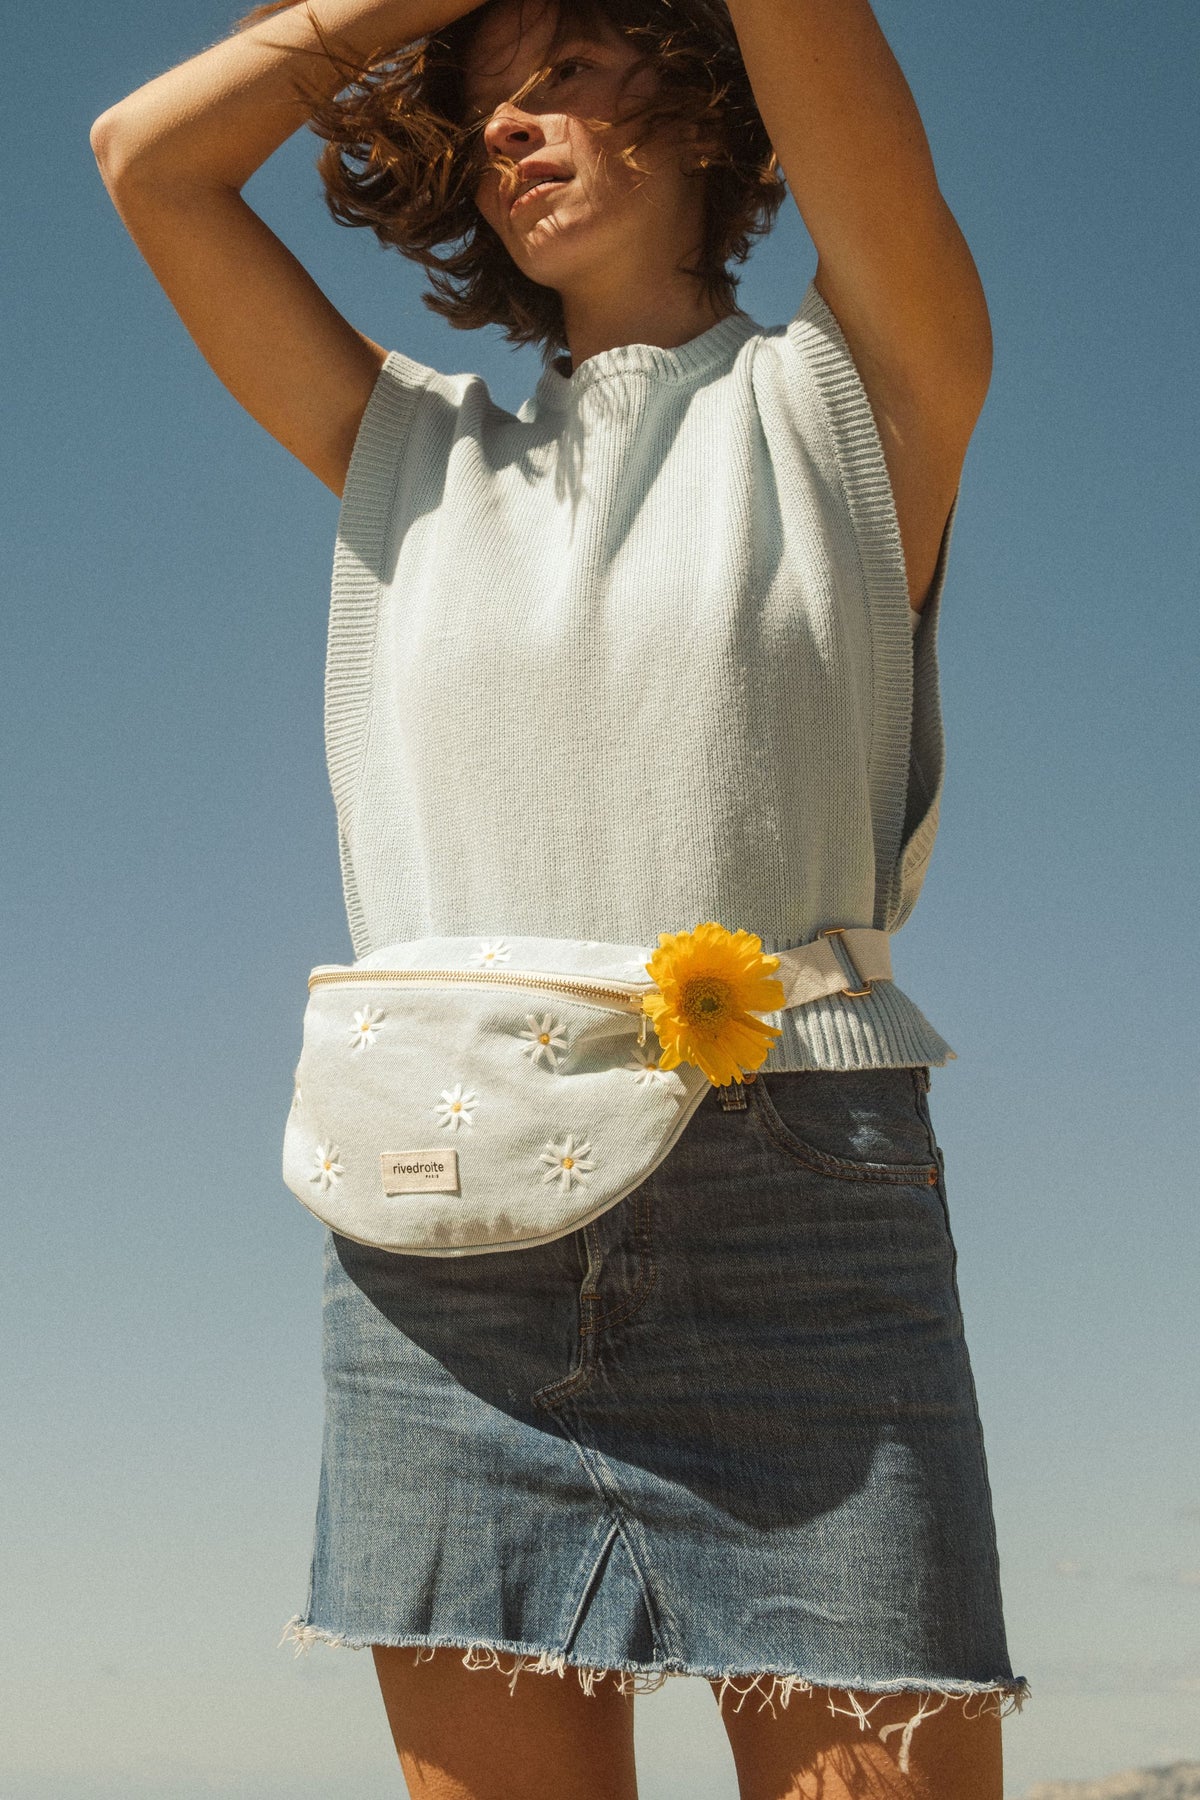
<box><xmin>90</xmin><ymin>0</ymin><xmax>480</xmax><ymax>496</ymax></box>
<box><xmin>723</xmin><ymin>0</ymin><xmax>992</xmax><ymax>609</ymax></box>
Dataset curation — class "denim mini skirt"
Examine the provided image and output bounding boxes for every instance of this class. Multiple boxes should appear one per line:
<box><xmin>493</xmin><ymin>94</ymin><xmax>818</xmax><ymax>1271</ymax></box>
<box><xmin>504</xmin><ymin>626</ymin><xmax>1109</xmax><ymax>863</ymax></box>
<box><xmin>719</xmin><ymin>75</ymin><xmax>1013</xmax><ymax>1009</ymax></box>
<box><xmin>281</xmin><ymin>1064</ymin><xmax>1027</xmax><ymax>1750</ymax></box>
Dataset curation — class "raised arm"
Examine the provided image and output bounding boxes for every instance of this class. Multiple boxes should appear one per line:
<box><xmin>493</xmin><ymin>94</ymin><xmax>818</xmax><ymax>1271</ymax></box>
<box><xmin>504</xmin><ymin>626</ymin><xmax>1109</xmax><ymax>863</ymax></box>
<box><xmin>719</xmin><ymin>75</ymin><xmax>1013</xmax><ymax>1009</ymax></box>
<box><xmin>90</xmin><ymin>0</ymin><xmax>480</xmax><ymax>496</ymax></box>
<box><xmin>723</xmin><ymin>0</ymin><xmax>992</xmax><ymax>611</ymax></box>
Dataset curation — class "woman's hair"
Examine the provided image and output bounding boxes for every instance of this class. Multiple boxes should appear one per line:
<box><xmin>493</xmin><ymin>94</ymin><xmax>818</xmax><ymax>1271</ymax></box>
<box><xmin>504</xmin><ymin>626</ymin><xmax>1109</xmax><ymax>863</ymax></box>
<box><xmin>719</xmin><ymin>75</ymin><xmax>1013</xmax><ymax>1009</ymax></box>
<box><xmin>233</xmin><ymin>0</ymin><xmax>785</xmax><ymax>363</ymax></box>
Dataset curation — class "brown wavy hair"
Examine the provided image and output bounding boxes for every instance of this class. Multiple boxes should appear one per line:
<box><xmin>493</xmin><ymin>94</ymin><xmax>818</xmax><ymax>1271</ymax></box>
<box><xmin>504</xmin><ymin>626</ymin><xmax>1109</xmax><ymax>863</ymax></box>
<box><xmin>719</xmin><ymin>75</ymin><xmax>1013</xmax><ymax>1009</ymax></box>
<box><xmin>232</xmin><ymin>0</ymin><xmax>785</xmax><ymax>363</ymax></box>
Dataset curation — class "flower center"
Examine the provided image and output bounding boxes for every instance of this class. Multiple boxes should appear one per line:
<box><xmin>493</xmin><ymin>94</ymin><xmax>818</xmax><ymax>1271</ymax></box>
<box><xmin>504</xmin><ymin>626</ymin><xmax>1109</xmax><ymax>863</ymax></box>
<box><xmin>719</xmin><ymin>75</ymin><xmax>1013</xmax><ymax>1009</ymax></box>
<box><xmin>680</xmin><ymin>976</ymin><xmax>734</xmax><ymax>1029</ymax></box>
<box><xmin>563</xmin><ymin>1156</ymin><xmax>574</xmax><ymax>1169</ymax></box>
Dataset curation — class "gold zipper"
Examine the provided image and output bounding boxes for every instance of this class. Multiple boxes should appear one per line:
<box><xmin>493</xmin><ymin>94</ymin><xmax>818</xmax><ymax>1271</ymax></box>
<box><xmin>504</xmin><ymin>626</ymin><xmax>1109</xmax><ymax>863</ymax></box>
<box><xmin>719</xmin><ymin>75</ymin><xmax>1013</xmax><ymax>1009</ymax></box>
<box><xmin>308</xmin><ymin>965</ymin><xmax>656</xmax><ymax>1045</ymax></box>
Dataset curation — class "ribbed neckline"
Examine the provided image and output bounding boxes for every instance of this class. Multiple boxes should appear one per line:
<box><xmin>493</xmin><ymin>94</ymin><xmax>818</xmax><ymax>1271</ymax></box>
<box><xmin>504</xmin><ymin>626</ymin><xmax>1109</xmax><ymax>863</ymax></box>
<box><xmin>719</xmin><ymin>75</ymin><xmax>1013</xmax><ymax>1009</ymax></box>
<box><xmin>533</xmin><ymin>308</ymin><xmax>760</xmax><ymax>411</ymax></box>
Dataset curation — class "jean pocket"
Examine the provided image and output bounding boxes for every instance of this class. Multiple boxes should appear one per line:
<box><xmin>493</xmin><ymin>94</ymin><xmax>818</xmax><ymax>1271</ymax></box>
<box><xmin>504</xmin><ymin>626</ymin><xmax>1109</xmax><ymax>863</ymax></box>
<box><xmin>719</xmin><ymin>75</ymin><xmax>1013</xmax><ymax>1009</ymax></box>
<box><xmin>749</xmin><ymin>1068</ymin><xmax>940</xmax><ymax>1186</ymax></box>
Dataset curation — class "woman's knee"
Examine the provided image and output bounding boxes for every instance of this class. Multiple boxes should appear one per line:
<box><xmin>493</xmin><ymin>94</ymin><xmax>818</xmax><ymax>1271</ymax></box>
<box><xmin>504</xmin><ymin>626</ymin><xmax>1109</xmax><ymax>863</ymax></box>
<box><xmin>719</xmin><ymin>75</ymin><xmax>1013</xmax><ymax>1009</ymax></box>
<box><xmin>372</xmin><ymin>1643</ymin><xmax>639</xmax><ymax>1800</ymax></box>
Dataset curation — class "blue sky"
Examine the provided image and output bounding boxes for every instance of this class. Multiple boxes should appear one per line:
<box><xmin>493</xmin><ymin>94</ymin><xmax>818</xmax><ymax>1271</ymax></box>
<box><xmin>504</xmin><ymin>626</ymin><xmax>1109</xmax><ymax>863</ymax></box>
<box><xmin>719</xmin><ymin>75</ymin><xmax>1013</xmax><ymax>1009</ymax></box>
<box><xmin>4</xmin><ymin>2</ymin><xmax>1197</xmax><ymax>1795</ymax></box>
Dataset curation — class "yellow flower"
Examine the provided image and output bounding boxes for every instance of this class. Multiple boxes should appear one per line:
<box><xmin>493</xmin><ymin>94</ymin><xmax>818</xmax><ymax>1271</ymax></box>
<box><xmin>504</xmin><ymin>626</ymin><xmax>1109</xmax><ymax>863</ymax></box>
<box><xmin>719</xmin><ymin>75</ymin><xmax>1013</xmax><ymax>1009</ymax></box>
<box><xmin>639</xmin><ymin>922</ymin><xmax>785</xmax><ymax>1087</ymax></box>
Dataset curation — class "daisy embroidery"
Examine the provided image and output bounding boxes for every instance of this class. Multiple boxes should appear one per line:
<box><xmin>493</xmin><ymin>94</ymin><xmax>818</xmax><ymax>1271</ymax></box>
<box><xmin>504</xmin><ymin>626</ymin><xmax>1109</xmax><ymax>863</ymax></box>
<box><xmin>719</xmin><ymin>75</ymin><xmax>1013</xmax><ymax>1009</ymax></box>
<box><xmin>540</xmin><ymin>1136</ymin><xmax>595</xmax><ymax>1193</ymax></box>
<box><xmin>519</xmin><ymin>1013</ymin><xmax>569</xmax><ymax>1070</ymax></box>
<box><xmin>626</xmin><ymin>1042</ymin><xmax>676</xmax><ymax>1087</ymax></box>
<box><xmin>469</xmin><ymin>938</ymin><xmax>512</xmax><ymax>967</ymax></box>
<box><xmin>348</xmin><ymin>1005</ymin><xmax>385</xmax><ymax>1051</ymax></box>
<box><xmin>310</xmin><ymin>1142</ymin><xmax>344</xmax><ymax>1191</ymax></box>
<box><xmin>435</xmin><ymin>1084</ymin><xmax>478</xmax><ymax>1130</ymax></box>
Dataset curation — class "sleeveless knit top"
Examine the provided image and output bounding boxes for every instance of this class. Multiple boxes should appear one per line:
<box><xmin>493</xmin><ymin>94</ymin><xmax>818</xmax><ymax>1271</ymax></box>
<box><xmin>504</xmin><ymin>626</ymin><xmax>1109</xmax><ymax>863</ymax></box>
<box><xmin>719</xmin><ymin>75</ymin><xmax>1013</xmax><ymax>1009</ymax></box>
<box><xmin>324</xmin><ymin>276</ymin><xmax>958</xmax><ymax>1073</ymax></box>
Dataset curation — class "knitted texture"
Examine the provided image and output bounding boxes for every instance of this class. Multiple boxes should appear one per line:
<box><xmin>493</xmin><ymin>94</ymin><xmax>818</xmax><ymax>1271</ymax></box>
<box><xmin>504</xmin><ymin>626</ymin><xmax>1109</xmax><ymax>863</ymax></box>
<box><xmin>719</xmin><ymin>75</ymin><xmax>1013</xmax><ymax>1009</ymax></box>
<box><xmin>325</xmin><ymin>277</ymin><xmax>958</xmax><ymax>1072</ymax></box>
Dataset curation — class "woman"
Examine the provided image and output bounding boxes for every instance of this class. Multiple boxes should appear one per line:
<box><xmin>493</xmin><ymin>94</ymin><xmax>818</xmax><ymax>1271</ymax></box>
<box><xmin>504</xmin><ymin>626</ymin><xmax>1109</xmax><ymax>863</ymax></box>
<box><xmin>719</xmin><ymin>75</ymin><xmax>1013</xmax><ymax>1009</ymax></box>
<box><xmin>91</xmin><ymin>0</ymin><xmax>1027</xmax><ymax>1793</ymax></box>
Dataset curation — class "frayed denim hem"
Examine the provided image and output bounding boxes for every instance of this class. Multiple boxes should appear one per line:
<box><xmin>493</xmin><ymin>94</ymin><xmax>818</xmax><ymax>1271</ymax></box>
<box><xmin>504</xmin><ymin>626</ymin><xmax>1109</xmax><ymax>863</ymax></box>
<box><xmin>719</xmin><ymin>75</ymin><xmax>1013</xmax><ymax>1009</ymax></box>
<box><xmin>278</xmin><ymin>1616</ymin><xmax>1029</xmax><ymax>1775</ymax></box>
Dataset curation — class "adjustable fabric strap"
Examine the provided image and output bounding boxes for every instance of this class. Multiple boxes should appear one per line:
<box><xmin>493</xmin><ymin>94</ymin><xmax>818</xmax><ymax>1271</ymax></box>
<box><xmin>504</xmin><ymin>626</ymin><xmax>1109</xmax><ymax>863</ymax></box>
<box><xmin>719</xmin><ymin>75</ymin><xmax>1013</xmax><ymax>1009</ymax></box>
<box><xmin>771</xmin><ymin>928</ymin><xmax>893</xmax><ymax>1011</ymax></box>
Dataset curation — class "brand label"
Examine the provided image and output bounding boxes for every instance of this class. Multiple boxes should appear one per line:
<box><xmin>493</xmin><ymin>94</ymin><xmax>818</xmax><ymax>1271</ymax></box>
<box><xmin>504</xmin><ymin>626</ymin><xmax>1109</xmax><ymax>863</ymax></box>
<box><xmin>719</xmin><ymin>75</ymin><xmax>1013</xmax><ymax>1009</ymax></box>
<box><xmin>381</xmin><ymin>1150</ymin><xmax>460</xmax><ymax>1195</ymax></box>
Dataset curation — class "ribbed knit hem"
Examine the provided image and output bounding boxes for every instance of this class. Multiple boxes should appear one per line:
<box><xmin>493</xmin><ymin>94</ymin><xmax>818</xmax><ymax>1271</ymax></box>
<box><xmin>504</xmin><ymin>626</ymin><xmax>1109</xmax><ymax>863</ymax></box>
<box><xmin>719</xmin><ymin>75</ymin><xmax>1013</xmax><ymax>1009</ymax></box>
<box><xmin>756</xmin><ymin>981</ymin><xmax>955</xmax><ymax>1073</ymax></box>
<box><xmin>755</xmin><ymin>922</ymin><xmax>956</xmax><ymax>1071</ymax></box>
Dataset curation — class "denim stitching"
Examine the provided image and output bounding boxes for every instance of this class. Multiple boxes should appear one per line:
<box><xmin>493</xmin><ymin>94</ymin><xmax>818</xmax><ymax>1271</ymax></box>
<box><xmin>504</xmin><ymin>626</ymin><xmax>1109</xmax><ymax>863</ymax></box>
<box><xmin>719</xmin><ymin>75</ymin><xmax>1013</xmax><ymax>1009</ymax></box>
<box><xmin>532</xmin><ymin>1353</ymin><xmax>593</xmax><ymax>1404</ymax></box>
<box><xmin>911</xmin><ymin>1075</ymin><xmax>957</xmax><ymax>1242</ymax></box>
<box><xmin>911</xmin><ymin>1067</ymin><xmax>941</xmax><ymax>1165</ymax></box>
<box><xmin>530</xmin><ymin>1259</ymin><xmax>598</xmax><ymax>1408</ymax></box>
<box><xmin>530</xmin><ymin>1191</ymin><xmax>657</xmax><ymax>1409</ymax></box>
<box><xmin>558</xmin><ymin>1513</ymin><xmax>626</xmax><ymax>1650</ymax></box>
<box><xmin>605</xmin><ymin>1502</ymin><xmax>682</xmax><ymax>1664</ymax></box>
<box><xmin>548</xmin><ymin>1421</ymin><xmax>685</xmax><ymax>1664</ymax></box>
<box><xmin>587</xmin><ymin>1188</ymin><xmax>658</xmax><ymax>1333</ymax></box>
<box><xmin>530</xmin><ymin>1313</ymin><xmax>596</xmax><ymax>1410</ymax></box>
<box><xmin>751</xmin><ymin>1076</ymin><xmax>939</xmax><ymax>1186</ymax></box>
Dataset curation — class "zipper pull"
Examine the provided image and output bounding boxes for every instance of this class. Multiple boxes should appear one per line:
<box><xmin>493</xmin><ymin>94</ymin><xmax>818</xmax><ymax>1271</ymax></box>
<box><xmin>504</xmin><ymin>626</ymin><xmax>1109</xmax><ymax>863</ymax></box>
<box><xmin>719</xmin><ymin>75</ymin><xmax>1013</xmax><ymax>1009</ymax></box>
<box><xmin>638</xmin><ymin>1007</ymin><xmax>649</xmax><ymax>1047</ymax></box>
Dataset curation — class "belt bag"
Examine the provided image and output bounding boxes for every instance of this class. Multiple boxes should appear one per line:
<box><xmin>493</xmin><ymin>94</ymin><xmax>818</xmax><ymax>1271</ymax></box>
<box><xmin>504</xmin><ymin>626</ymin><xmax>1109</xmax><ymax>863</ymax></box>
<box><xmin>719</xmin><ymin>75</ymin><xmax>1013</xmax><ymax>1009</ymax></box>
<box><xmin>281</xmin><ymin>924</ymin><xmax>892</xmax><ymax>1257</ymax></box>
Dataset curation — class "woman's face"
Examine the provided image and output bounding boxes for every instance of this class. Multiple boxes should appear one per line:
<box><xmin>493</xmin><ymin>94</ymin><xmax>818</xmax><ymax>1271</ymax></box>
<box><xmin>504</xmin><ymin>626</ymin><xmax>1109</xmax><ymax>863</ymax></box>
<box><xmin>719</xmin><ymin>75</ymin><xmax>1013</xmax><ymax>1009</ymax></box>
<box><xmin>463</xmin><ymin>0</ymin><xmax>707</xmax><ymax>292</ymax></box>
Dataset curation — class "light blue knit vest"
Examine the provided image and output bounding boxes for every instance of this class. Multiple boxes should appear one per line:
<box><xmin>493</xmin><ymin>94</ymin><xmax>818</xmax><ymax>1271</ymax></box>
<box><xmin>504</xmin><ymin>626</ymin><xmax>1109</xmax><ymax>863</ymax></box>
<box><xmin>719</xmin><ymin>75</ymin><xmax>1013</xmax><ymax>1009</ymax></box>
<box><xmin>323</xmin><ymin>278</ymin><xmax>958</xmax><ymax>1072</ymax></box>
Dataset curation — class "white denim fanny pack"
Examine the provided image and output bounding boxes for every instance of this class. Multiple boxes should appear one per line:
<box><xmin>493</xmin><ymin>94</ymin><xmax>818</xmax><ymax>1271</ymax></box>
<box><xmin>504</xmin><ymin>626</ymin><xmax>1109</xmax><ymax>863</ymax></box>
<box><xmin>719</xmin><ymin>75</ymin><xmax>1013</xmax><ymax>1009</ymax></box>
<box><xmin>281</xmin><ymin>925</ymin><xmax>892</xmax><ymax>1257</ymax></box>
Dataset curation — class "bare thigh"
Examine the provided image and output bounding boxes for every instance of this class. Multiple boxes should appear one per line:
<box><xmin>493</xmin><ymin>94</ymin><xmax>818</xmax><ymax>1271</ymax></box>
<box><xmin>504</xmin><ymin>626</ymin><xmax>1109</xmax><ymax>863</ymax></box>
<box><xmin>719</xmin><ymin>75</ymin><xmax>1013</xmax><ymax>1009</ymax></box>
<box><xmin>710</xmin><ymin>1683</ymin><xmax>1003</xmax><ymax>1800</ymax></box>
<box><xmin>372</xmin><ymin>1645</ymin><xmax>639</xmax><ymax>1800</ymax></box>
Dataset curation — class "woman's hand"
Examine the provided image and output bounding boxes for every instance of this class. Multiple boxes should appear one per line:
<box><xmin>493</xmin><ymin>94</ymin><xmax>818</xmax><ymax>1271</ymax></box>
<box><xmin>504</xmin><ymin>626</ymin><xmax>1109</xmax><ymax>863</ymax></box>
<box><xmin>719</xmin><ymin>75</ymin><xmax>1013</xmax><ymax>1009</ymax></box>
<box><xmin>90</xmin><ymin>0</ymin><xmax>483</xmax><ymax>496</ymax></box>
